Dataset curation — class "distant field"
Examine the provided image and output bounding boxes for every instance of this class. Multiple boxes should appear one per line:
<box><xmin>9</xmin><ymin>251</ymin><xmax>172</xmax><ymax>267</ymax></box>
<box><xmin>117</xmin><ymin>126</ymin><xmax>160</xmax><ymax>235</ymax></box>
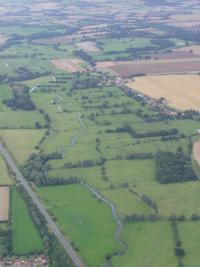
<box><xmin>51</xmin><ymin>58</ymin><xmax>85</xmax><ymax>73</ymax></box>
<box><xmin>128</xmin><ymin>74</ymin><xmax>200</xmax><ymax>111</ymax></box>
<box><xmin>97</xmin><ymin>58</ymin><xmax>200</xmax><ymax>76</ymax></box>
<box><xmin>176</xmin><ymin>45</ymin><xmax>200</xmax><ymax>55</ymax></box>
<box><xmin>77</xmin><ymin>41</ymin><xmax>100</xmax><ymax>52</ymax></box>
<box><xmin>0</xmin><ymin>187</ymin><xmax>9</xmax><ymax>222</ymax></box>
<box><xmin>39</xmin><ymin>184</ymin><xmax>120</xmax><ymax>267</ymax></box>
<box><xmin>193</xmin><ymin>141</ymin><xmax>200</xmax><ymax>165</ymax></box>
<box><xmin>98</xmin><ymin>37</ymin><xmax>152</xmax><ymax>52</ymax></box>
<box><xmin>11</xmin><ymin>187</ymin><xmax>43</xmax><ymax>255</ymax></box>
<box><xmin>0</xmin><ymin>155</ymin><xmax>12</xmax><ymax>185</ymax></box>
<box><xmin>112</xmin><ymin>222</ymin><xmax>177</xmax><ymax>267</ymax></box>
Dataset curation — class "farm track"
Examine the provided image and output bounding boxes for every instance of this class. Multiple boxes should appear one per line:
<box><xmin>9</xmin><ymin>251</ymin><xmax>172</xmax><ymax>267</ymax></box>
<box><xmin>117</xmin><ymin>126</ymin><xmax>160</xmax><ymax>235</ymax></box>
<box><xmin>0</xmin><ymin>144</ymin><xmax>85</xmax><ymax>267</ymax></box>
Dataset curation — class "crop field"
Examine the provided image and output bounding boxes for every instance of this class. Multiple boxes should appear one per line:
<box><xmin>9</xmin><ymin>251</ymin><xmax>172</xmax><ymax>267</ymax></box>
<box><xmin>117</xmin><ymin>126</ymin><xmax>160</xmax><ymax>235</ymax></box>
<box><xmin>128</xmin><ymin>74</ymin><xmax>200</xmax><ymax>111</ymax></box>
<box><xmin>51</xmin><ymin>58</ymin><xmax>85</xmax><ymax>73</ymax></box>
<box><xmin>0</xmin><ymin>156</ymin><xmax>12</xmax><ymax>185</ymax></box>
<box><xmin>176</xmin><ymin>45</ymin><xmax>200</xmax><ymax>55</ymax></box>
<box><xmin>77</xmin><ymin>41</ymin><xmax>100</xmax><ymax>52</ymax></box>
<box><xmin>97</xmin><ymin>58</ymin><xmax>200</xmax><ymax>76</ymax></box>
<box><xmin>112</xmin><ymin>222</ymin><xmax>177</xmax><ymax>267</ymax></box>
<box><xmin>0</xmin><ymin>187</ymin><xmax>9</xmax><ymax>222</ymax></box>
<box><xmin>38</xmin><ymin>184</ymin><xmax>120</xmax><ymax>267</ymax></box>
<box><xmin>11</xmin><ymin>187</ymin><xmax>43</xmax><ymax>255</ymax></box>
<box><xmin>193</xmin><ymin>141</ymin><xmax>200</xmax><ymax>165</ymax></box>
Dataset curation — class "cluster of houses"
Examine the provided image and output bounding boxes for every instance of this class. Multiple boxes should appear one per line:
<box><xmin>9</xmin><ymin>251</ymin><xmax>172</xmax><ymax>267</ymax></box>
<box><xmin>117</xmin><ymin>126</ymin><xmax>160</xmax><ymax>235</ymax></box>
<box><xmin>0</xmin><ymin>256</ymin><xmax>48</xmax><ymax>267</ymax></box>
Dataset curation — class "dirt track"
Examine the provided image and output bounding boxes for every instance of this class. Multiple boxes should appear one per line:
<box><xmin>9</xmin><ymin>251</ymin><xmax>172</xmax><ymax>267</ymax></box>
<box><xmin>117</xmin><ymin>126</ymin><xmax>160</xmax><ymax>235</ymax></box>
<box><xmin>0</xmin><ymin>186</ymin><xmax>9</xmax><ymax>221</ymax></box>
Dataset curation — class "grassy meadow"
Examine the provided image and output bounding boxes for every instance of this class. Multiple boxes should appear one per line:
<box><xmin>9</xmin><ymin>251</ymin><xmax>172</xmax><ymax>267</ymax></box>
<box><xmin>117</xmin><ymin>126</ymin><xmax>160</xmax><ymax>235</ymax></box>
<box><xmin>11</xmin><ymin>187</ymin><xmax>43</xmax><ymax>255</ymax></box>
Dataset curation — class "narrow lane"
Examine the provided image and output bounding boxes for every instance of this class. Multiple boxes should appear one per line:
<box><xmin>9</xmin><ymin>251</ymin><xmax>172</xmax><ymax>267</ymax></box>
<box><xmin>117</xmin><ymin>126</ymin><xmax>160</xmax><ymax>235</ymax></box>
<box><xmin>0</xmin><ymin>144</ymin><xmax>85</xmax><ymax>267</ymax></box>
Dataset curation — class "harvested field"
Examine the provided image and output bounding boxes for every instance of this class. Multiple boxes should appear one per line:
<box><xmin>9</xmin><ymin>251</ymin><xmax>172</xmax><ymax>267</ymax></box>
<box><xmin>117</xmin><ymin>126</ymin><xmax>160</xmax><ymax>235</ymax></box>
<box><xmin>32</xmin><ymin>35</ymin><xmax>74</xmax><ymax>45</ymax></box>
<box><xmin>152</xmin><ymin>51</ymin><xmax>200</xmax><ymax>60</ymax></box>
<box><xmin>31</xmin><ymin>2</ymin><xmax>61</xmax><ymax>11</ymax></box>
<box><xmin>97</xmin><ymin>58</ymin><xmax>200</xmax><ymax>76</ymax></box>
<box><xmin>193</xmin><ymin>142</ymin><xmax>200</xmax><ymax>165</ymax></box>
<box><xmin>128</xmin><ymin>74</ymin><xmax>200</xmax><ymax>111</ymax></box>
<box><xmin>51</xmin><ymin>58</ymin><xmax>85</xmax><ymax>73</ymax></box>
<box><xmin>0</xmin><ymin>187</ymin><xmax>9</xmax><ymax>222</ymax></box>
<box><xmin>76</xmin><ymin>41</ymin><xmax>100</xmax><ymax>52</ymax></box>
<box><xmin>176</xmin><ymin>45</ymin><xmax>200</xmax><ymax>56</ymax></box>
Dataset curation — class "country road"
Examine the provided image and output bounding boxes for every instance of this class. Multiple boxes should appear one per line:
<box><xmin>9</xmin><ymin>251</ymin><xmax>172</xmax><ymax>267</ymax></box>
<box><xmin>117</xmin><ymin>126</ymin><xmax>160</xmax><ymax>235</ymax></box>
<box><xmin>0</xmin><ymin>144</ymin><xmax>85</xmax><ymax>267</ymax></box>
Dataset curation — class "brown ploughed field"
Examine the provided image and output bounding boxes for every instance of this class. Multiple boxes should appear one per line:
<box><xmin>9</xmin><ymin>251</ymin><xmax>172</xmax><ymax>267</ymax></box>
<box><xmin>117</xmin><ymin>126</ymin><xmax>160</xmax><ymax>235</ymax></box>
<box><xmin>0</xmin><ymin>186</ymin><xmax>9</xmax><ymax>222</ymax></box>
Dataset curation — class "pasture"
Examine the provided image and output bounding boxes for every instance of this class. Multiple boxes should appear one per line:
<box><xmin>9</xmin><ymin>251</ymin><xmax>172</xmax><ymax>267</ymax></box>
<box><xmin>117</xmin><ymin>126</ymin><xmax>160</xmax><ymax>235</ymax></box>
<box><xmin>38</xmin><ymin>184</ymin><xmax>121</xmax><ymax>267</ymax></box>
<box><xmin>0</xmin><ymin>110</ymin><xmax>45</xmax><ymax>129</ymax></box>
<box><xmin>0</xmin><ymin>84</ymin><xmax>12</xmax><ymax>101</ymax></box>
<box><xmin>98</xmin><ymin>37</ymin><xmax>152</xmax><ymax>52</ymax></box>
<box><xmin>128</xmin><ymin>74</ymin><xmax>200</xmax><ymax>111</ymax></box>
<box><xmin>11</xmin><ymin>187</ymin><xmax>43</xmax><ymax>255</ymax></box>
<box><xmin>112</xmin><ymin>221</ymin><xmax>177</xmax><ymax>267</ymax></box>
<box><xmin>0</xmin><ymin>129</ymin><xmax>45</xmax><ymax>164</ymax></box>
<box><xmin>179</xmin><ymin>221</ymin><xmax>200</xmax><ymax>267</ymax></box>
<box><xmin>0</xmin><ymin>187</ymin><xmax>9</xmax><ymax>222</ymax></box>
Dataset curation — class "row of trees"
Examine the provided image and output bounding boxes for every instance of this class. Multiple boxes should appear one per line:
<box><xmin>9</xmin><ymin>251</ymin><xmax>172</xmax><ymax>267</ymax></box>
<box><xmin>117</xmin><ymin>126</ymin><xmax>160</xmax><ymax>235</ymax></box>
<box><xmin>171</xmin><ymin>221</ymin><xmax>185</xmax><ymax>265</ymax></box>
<box><xmin>71</xmin><ymin>76</ymin><xmax>102</xmax><ymax>90</ymax></box>
<box><xmin>73</xmin><ymin>49</ymin><xmax>95</xmax><ymax>66</ymax></box>
<box><xmin>17</xmin><ymin>185</ymin><xmax>75</xmax><ymax>267</ymax></box>
<box><xmin>112</xmin><ymin>152</ymin><xmax>154</xmax><ymax>160</ymax></box>
<box><xmin>63</xmin><ymin>157</ymin><xmax>105</xmax><ymax>169</ymax></box>
<box><xmin>0</xmin><ymin>228</ymin><xmax>11</xmax><ymax>257</ymax></box>
<box><xmin>106</xmin><ymin>122</ymin><xmax>179</xmax><ymax>139</ymax></box>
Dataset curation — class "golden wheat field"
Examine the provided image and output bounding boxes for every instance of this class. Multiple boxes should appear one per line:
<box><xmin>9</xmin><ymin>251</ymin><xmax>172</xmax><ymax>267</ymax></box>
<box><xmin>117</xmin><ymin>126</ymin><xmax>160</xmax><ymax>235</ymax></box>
<box><xmin>128</xmin><ymin>74</ymin><xmax>200</xmax><ymax>111</ymax></box>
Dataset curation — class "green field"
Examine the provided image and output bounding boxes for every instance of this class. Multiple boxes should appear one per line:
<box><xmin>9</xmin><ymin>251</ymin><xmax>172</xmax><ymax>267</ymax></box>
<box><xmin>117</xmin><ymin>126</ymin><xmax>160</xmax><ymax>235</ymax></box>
<box><xmin>0</xmin><ymin>129</ymin><xmax>45</xmax><ymax>164</ymax></box>
<box><xmin>179</xmin><ymin>221</ymin><xmax>200</xmax><ymax>267</ymax></box>
<box><xmin>11</xmin><ymin>187</ymin><xmax>43</xmax><ymax>255</ymax></box>
<box><xmin>0</xmin><ymin>2</ymin><xmax>199</xmax><ymax>264</ymax></box>
<box><xmin>112</xmin><ymin>221</ymin><xmax>177</xmax><ymax>267</ymax></box>
<box><xmin>0</xmin><ymin>111</ymin><xmax>45</xmax><ymax>129</ymax></box>
<box><xmin>0</xmin><ymin>155</ymin><xmax>12</xmax><ymax>185</ymax></box>
<box><xmin>0</xmin><ymin>84</ymin><xmax>12</xmax><ymax>101</ymax></box>
<box><xmin>98</xmin><ymin>37</ymin><xmax>152</xmax><ymax>52</ymax></box>
<box><xmin>38</xmin><ymin>184</ymin><xmax>121</xmax><ymax>267</ymax></box>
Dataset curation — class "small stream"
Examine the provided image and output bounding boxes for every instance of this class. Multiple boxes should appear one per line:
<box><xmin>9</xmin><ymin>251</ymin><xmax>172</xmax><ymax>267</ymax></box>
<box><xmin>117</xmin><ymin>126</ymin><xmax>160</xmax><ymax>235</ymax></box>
<box><xmin>30</xmin><ymin>86</ymin><xmax>127</xmax><ymax>264</ymax></box>
<box><xmin>82</xmin><ymin>182</ymin><xmax>127</xmax><ymax>266</ymax></box>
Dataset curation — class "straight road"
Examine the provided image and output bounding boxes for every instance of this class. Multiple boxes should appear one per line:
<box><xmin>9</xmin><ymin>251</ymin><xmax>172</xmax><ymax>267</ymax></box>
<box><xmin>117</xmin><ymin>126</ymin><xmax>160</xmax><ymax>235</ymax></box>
<box><xmin>0</xmin><ymin>144</ymin><xmax>85</xmax><ymax>267</ymax></box>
